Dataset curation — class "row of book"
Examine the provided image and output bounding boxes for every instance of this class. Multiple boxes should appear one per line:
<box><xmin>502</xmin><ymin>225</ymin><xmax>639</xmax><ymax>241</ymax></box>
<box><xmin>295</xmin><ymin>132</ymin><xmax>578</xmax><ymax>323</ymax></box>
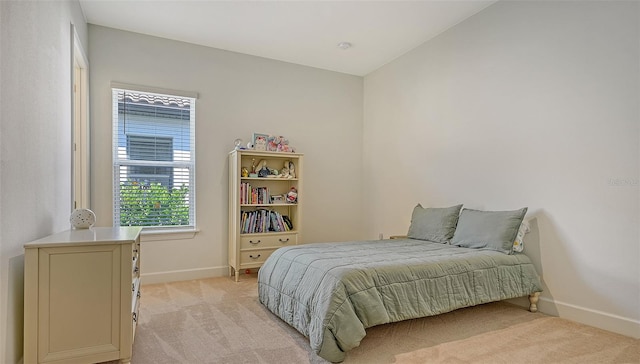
<box><xmin>241</xmin><ymin>209</ymin><xmax>293</xmax><ymax>234</ymax></box>
<box><xmin>240</xmin><ymin>183</ymin><xmax>270</xmax><ymax>204</ymax></box>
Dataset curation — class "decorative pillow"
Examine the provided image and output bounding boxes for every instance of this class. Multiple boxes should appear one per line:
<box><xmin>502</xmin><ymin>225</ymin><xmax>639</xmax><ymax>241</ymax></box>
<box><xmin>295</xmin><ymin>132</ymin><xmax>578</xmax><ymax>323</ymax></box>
<box><xmin>451</xmin><ymin>207</ymin><xmax>528</xmax><ymax>254</ymax></box>
<box><xmin>407</xmin><ymin>204</ymin><xmax>463</xmax><ymax>243</ymax></box>
<box><xmin>512</xmin><ymin>221</ymin><xmax>530</xmax><ymax>253</ymax></box>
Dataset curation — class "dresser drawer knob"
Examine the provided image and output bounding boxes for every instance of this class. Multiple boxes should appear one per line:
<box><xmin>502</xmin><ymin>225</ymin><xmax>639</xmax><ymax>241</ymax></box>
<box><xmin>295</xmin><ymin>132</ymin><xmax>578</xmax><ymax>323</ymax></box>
<box><xmin>279</xmin><ymin>238</ymin><xmax>290</xmax><ymax>243</ymax></box>
<box><xmin>134</xmin><ymin>266</ymin><xmax>139</xmax><ymax>274</ymax></box>
<box><xmin>249</xmin><ymin>240</ymin><xmax>261</xmax><ymax>244</ymax></box>
<box><xmin>249</xmin><ymin>254</ymin><xmax>261</xmax><ymax>259</ymax></box>
<box><xmin>133</xmin><ymin>312</ymin><xmax>137</xmax><ymax>322</ymax></box>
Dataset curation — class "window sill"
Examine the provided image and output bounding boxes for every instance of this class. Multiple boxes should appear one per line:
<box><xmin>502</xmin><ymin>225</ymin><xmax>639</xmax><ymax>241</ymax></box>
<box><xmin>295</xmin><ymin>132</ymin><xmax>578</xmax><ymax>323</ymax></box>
<box><xmin>140</xmin><ymin>227</ymin><xmax>200</xmax><ymax>242</ymax></box>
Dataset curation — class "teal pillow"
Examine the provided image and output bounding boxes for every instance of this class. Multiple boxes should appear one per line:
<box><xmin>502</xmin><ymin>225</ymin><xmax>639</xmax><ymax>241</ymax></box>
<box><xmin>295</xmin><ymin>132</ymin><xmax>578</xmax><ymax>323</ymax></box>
<box><xmin>451</xmin><ymin>207</ymin><xmax>528</xmax><ymax>254</ymax></box>
<box><xmin>407</xmin><ymin>204</ymin><xmax>463</xmax><ymax>243</ymax></box>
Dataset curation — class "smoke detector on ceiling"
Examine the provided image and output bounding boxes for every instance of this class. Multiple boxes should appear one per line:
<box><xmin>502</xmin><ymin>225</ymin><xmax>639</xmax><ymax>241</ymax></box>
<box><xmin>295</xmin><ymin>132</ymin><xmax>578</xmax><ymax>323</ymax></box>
<box><xmin>337</xmin><ymin>42</ymin><xmax>352</xmax><ymax>50</ymax></box>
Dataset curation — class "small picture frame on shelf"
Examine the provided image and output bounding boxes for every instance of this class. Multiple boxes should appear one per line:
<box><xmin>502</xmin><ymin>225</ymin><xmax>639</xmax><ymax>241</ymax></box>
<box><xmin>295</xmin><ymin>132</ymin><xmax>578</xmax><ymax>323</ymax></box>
<box><xmin>252</xmin><ymin>133</ymin><xmax>269</xmax><ymax>151</ymax></box>
<box><xmin>271</xmin><ymin>194</ymin><xmax>285</xmax><ymax>204</ymax></box>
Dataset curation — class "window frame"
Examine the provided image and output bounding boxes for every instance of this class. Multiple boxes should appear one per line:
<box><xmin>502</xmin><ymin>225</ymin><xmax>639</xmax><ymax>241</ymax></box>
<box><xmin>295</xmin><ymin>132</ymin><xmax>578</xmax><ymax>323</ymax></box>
<box><xmin>111</xmin><ymin>84</ymin><xmax>197</xmax><ymax>231</ymax></box>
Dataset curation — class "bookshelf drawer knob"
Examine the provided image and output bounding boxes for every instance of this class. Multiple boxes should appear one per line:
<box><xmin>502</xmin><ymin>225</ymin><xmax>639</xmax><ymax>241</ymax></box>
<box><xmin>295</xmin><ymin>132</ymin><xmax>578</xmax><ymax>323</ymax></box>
<box><xmin>279</xmin><ymin>238</ymin><xmax>290</xmax><ymax>243</ymax></box>
<box><xmin>249</xmin><ymin>240</ymin><xmax>261</xmax><ymax>244</ymax></box>
<box><xmin>249</xmin><ymin>254</ymin><xmax>261</xmax><ymax>259</ymax></box>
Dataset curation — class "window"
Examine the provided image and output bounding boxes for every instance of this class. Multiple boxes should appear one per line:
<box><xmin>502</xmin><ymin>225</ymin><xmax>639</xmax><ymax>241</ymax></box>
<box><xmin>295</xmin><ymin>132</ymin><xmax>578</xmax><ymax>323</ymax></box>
<box><xmin>112</xmin><ymin>87</ymin><xmax>196</xmax><ymax>229</ymax></box>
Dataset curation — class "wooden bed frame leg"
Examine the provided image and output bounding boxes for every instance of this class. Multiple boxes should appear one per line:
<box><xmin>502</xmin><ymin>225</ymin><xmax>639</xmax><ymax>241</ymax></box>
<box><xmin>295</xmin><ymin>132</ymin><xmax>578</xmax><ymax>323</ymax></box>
<box><xmin>529</xmin><ymin>292</ymin><xmax>540</xmax><ymax>312</ymax></box>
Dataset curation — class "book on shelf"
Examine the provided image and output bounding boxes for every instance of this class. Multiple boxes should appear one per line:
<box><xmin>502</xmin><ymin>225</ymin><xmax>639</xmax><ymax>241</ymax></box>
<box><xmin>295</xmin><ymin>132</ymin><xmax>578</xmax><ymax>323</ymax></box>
<box><xmin>240</xmin><ymin>209</ymin><xmax>293</xmax><ymax>234</ymax></box>
<box><xmin>282</xmin><ymin>215</ymin><xmax>293</xmax><ymax>230</ymax></box>
<box><xmin>240</xmin><ymin>183</ymin><xmax>271</xmax><ymax>204</ymax></box>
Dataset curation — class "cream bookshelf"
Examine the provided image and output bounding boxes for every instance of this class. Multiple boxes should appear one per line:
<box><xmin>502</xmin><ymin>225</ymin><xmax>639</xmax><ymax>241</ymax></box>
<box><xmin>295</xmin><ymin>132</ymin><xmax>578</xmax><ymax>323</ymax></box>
<box><xmin>228</xmin><ymin>150</ymin><xmax>303</xmax><ymax>281</ymax></box>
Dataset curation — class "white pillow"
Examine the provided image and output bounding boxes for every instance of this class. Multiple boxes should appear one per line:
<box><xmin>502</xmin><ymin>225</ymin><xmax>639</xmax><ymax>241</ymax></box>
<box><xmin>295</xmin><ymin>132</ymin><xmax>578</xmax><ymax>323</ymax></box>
<box><xmin>512</xmin><ymin>221</ymin><xmax>530</xmax><ymax>252</ymax></box>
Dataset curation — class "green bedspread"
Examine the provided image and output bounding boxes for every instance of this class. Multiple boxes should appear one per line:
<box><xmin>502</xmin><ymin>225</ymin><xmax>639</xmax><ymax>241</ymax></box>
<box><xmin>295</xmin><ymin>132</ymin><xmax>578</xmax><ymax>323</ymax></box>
<box><xmin>257</xmin><ymin>239</ymin><xmax>542</xmax><ymax>362</ymax></box>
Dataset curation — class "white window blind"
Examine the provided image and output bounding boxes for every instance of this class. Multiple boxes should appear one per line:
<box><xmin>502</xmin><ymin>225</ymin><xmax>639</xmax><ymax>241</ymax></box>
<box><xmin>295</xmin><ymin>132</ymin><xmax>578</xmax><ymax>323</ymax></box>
<box><xmin>112</xmin><ymin>87</ymin><xmax>196</xmax><ymax>229</ymax></box>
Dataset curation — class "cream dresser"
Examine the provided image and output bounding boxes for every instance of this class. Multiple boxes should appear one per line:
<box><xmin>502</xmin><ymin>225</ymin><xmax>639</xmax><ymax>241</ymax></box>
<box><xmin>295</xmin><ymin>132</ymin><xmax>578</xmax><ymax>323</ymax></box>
<box><xmin>24</xmin><ymin>226</ymin><xmax>142</xmax><ymax>364</ymax></box>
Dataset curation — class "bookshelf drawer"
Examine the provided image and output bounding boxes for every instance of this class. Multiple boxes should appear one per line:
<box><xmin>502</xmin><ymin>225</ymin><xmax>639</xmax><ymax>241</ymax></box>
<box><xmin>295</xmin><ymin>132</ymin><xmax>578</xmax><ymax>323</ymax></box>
<box><xmin>240</xmin><ymin>249</ymin><xmax>276</xmax><ymax>265</ymax></box>
<box><xmin>240</xmin><ymin>233</ymin><xmax>297</xmax><ymax>249</ymax></box>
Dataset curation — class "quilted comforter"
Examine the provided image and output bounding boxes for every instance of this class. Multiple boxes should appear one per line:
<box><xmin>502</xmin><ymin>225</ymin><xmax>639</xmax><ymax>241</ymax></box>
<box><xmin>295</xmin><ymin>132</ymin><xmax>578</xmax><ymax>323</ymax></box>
<box><xmin>257</xmin><ymin>238</ymin><xmax>542</xmax><ymax>362</ymax></box>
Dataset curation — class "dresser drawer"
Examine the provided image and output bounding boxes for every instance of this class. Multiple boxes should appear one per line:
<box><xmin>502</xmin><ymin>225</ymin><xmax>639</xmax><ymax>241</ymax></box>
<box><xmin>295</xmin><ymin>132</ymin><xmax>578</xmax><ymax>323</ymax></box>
<box><xmin>132</xmin><ymin>239</ymin><xmax>140</xmax><ymax>272</ymax></box>
<box><xmin>131</xmin><ymin>276</ymin><xmax>141</xmax><ymax>312</ymax></box>
<box><xmin>132</xmin><ymin>255</ymin><xmax>140</xmax><ymax>278</ymax></box>
<box><xmin>239</xmin><ymin>249</ymin><xmax>277</xmax><ymax>266</ymax></box>
<box><xmin>240</xmin><ymin>233</ymin><xmax>297</xmax><ymax>249</ymax></box>
<box><xmin>132</xmin><ymin>295</ymin><xmax>141</xmax><ymax>340</ymax></box>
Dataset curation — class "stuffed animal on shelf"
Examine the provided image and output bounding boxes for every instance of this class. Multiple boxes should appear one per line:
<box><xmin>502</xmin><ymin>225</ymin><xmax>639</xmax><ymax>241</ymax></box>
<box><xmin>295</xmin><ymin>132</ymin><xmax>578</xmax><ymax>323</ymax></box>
<box><xmin>257</xmin><ymin>159</ymin><xmax>270</xmax><ymax>177</ymax></box>
<box><xmin>286</xmin><ymin>187</ymin><xmax>298</xmax><ymax>203</ymax></box>
<box><xmin>280</xmin><ymin>160</ymin><xmax>290</xmax><ymax>178</ymax></box>
<box><xmin>288</xmin><ymin>161</ymin><xmax>295</xmax><ymax>178</ymax></box>
<box><xmin>266</xmin><ymin>135</ymin><xmax>291</xmax><ymax>152</ymax></box>
<box><xmin>277</xmin><ymin>136</ymin><xmax>290</xmax><ymax>152</ymax></box>
<box><xmin>267</xmin><ymin>135</ymin><xmax>278</xmax><ymax>152</ymax></box>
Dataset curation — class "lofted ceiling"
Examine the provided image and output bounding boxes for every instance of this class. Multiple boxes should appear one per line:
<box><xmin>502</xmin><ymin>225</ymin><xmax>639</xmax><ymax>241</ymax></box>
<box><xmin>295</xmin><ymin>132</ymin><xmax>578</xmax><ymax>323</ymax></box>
<box><xmin>79</xmin><ymin>0</ymin><xmax>495</xmax><ymax>76</ymax></box>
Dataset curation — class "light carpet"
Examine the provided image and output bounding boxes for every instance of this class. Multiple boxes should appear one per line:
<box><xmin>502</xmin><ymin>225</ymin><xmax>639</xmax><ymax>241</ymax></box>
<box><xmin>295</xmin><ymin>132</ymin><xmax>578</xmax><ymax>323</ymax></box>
<box><xmin>123</xmin><ymin>275</ymin><xmax>639</xmax><ymax>364</ymax></box>
<box><xmin>394</xmin><ymin>316</ymin><xmax>640</xmax><ymax>364</ymax></box>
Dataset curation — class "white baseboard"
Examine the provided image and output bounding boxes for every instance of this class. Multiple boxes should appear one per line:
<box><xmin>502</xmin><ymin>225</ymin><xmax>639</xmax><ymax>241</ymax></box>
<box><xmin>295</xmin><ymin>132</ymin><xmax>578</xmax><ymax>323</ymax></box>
<box><xmin>141</xmin><ymin>266</ymin><xmax>229</xmax><ymax>285</ymax></box>
<box><xmin>538</xmin><ymin>297</ymin><xmax>640</xmax><ymax>339</ymax></box>
<box><xmin>508</xmin><ymin>296</ymin><xmax>640</xmax><ymax>339</ymax></box>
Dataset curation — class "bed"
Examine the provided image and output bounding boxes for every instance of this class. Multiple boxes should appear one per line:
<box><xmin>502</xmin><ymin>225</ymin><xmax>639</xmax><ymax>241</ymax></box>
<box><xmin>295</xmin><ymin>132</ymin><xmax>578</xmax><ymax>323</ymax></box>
<box><xmin>257</xmin><ymin>205</ymin><xmax>543</xmax><ymax>362</ymax></box>
<box><xmin>258</xmin><ymin>239</ymin><xmax>542</xmax><ymax>362</ymax></box>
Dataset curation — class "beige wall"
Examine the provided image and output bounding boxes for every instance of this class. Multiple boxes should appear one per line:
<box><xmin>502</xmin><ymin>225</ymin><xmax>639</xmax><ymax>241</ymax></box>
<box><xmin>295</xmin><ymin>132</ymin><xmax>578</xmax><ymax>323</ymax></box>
<box><xmin>363</xmin><ymin>1</ymin><xmax>639</xmax><ymax>338</ymax></box>
<box><xmin>88</xmin><ymin>25</ymin><xmax>365</xmax><ymax>284</ymax></box>
<box><xmin>0</xmin><ymin>1</ymin><xmax>88</xmax><ymax>362</ymax></box>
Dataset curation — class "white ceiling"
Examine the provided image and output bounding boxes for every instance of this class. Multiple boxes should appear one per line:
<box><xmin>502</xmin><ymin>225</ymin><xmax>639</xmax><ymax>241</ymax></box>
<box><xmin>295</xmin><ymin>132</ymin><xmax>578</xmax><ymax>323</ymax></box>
<box><xmin>79</xmin><ymin>0</ymin><xmax>495</xmax><ymax>76</ymax></box>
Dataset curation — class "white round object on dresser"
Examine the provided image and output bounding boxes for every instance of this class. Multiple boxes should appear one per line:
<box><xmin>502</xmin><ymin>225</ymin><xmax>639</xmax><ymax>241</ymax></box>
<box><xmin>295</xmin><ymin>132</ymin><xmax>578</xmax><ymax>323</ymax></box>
<box><xmin>70</xmin><ymin>208</ymin><xmax>96</xmax><ymax>229</ymax></box>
